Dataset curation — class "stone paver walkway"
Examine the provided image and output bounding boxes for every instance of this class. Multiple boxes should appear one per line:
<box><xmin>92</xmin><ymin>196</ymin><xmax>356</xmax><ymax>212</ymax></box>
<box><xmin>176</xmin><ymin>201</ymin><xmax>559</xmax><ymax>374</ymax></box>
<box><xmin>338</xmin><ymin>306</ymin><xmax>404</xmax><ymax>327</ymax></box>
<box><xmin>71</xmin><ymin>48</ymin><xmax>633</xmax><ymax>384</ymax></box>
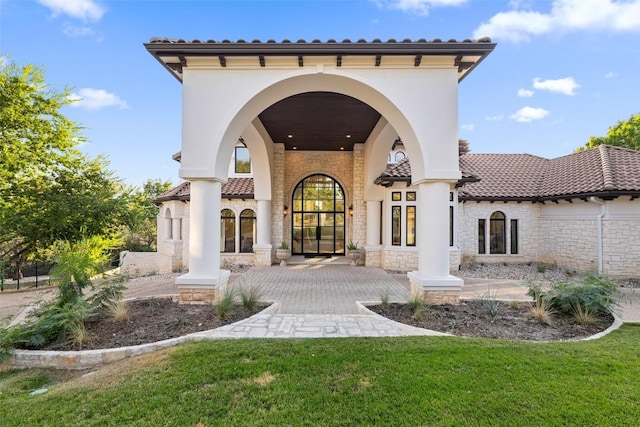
<box><xmin>232</xmin><ymin>265</ymin><xmax>409</xmax><ymax>314</ymax></box>
<box><xmin>3</xmin><ymin>265</ymin><xmax>638</xmax><ymax>340</ymax></box>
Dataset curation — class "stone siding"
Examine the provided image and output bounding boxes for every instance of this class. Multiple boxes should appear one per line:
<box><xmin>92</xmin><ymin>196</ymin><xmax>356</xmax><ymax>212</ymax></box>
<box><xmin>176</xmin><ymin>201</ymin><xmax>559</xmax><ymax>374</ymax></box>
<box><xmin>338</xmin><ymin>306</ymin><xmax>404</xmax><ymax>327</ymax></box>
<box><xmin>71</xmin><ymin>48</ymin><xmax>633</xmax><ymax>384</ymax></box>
<box><xmin>119</xmin><ymin>252</ymin><xmax>161</xmax><ymax>276</ymax></box>
<box><xmin>458</xmin><ymin>201</ymin><xmax>540</xmax><ymax>265</ymax></box>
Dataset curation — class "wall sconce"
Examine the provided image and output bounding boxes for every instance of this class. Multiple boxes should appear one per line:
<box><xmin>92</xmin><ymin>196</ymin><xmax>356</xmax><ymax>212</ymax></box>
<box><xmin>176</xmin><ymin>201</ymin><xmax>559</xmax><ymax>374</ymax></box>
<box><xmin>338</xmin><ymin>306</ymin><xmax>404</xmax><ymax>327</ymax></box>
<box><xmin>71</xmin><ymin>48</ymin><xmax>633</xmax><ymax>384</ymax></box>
<box><xmin>348</xmin><ymin>205</ymin><xmax>353</xmax><ymax>216</ymax></box>
<box><xmin>283</xmin><ymin>205</ymin><xmax>289</xmax><ymax>217</ymax></box>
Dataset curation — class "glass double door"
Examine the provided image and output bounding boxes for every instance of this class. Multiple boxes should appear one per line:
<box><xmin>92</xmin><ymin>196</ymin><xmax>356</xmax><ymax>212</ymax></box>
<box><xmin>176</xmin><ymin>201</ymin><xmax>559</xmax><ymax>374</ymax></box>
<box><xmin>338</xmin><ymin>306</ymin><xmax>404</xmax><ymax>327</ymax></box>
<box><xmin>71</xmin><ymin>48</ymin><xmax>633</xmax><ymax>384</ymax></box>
<box><xmin>292</xmin><ymin>175</ymin><xmax>345</xmax><ymax>256</ymax></box>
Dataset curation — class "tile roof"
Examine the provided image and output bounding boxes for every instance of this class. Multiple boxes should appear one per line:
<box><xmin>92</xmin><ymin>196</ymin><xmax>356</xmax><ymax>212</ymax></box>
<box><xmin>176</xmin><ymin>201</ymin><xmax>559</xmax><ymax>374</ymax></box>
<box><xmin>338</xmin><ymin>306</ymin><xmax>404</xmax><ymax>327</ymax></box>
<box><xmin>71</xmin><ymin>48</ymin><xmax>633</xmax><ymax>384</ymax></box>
<box><xmin>148</xmin><ymin>37</ymin><xmax>493</xmax><ymax>45</ymax></box>
<box><xmin>459</xmin><ymin>145</ymin><xmax>640</xmax><ymax>201</ymax></box>
<box><xmin>154</xmin><ymin>178</ymin><xmax>254</xmax><ymax>204</ymax></box>
<box><xmin>375</xmin><ymin>145</ymin><xmax>640</xmax><ymax>201</ymax></box>
<box><xmin>155</xmin><ymin>146</ymin><xmax>640</xmax><ymax>205</ymax></box>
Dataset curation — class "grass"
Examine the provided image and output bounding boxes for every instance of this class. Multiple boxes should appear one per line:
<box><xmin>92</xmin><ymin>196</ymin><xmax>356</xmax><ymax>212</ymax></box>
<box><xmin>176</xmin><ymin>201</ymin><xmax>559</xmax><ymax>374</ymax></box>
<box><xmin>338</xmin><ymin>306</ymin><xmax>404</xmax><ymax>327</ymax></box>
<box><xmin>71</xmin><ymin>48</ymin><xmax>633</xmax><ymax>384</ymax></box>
<box><xmin>1</xmin><ymin>325</ymin><xmax>639</xmax><ymax>426</ymax></box>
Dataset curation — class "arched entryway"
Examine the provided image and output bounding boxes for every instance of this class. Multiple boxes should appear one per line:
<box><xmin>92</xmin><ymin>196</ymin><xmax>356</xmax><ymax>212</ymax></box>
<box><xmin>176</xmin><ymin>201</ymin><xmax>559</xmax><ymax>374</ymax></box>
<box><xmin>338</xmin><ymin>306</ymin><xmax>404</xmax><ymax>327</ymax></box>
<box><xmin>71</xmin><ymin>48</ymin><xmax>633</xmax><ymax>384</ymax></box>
<box><xmin>291</xmin><ymin>174</ymin><xmax>345</xmax><ymax>256</ymax></box>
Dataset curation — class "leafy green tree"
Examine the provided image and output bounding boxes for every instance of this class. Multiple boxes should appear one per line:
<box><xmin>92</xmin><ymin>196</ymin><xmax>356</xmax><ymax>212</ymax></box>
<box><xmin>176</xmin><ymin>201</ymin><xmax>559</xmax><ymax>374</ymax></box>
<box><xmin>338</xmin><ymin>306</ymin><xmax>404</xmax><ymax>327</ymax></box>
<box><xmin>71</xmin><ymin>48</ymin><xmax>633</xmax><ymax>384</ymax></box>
<box><xmin>120</xmin><ymin>179</ymin><xmax>174</xmax><ymax>251</ymax></box>
<box><xmin>576</xmin><ymin>113</ymin><xmax>640</xmax><ymax>152</ymax></box>
<box><xmin>0</xmin><ymin>59</ymin><xmax>126</xmax><ymax>275</ymax></box>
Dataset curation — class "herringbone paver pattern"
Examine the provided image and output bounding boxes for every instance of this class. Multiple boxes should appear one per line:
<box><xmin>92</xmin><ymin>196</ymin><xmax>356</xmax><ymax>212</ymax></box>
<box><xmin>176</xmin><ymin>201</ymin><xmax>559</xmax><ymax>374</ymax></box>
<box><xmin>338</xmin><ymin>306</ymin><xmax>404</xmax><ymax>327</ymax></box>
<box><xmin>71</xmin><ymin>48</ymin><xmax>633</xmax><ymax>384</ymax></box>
<box><xmin>231</xmin><ymin>265</ymin><xmax>410</xmax><ymax>314</ymax></box>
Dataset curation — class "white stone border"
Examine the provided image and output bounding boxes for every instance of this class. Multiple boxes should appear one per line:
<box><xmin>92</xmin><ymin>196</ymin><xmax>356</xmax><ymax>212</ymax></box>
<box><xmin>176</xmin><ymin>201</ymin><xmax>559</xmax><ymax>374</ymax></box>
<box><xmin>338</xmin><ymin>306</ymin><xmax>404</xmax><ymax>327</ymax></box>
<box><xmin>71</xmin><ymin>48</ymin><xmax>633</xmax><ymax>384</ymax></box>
<box><xmin>3</xmin><ymin>298</ymin><xmax>278</xmax><ymax>370</ymax></box>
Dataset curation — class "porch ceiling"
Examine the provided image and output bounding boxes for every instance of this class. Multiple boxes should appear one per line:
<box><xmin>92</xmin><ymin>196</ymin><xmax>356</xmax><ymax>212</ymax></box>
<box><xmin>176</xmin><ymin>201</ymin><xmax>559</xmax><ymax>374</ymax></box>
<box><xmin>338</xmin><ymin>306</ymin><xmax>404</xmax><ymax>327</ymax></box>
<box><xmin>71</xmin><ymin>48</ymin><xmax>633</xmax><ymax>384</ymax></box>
<box><xmin>258</xmin><ymin>92</ymin><xmax>381</xmax><ymax>151</ymax></box>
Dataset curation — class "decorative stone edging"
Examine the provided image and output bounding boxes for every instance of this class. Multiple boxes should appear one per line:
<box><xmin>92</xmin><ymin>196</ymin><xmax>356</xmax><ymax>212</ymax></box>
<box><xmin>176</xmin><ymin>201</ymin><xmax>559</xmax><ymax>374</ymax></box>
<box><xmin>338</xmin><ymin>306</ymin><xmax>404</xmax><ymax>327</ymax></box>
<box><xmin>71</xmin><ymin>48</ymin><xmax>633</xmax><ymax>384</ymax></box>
<box><xmin>3</xmin><ymin>300</ymin><xmax>279</xmax><ymax>370</ymax></box>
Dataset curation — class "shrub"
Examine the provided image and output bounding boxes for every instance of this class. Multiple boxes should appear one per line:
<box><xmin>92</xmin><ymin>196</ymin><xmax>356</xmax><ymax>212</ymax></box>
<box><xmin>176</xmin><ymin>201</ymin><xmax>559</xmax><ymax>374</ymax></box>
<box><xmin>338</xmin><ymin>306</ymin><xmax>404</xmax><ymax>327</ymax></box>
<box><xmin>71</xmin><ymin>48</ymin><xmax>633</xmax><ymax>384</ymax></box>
<box><xmin>107</xmin><ymin>300</ymin><xmax>130</xmax><ymax>322</ymax></box>
<box><xmin>216</xmin><ymin>288</ymin><xmax>236</xmax><ymax>320</ymax></box>
<box><xmin>239</xmin><ymin>286</ymin><xmax>261</xmax><ymax>312</ymax></box>
<box><xmin>528</xmin><ymin>275</ymin><xmax>620</xmax><ymax>319</ymax></box>
<box><xmin>530</xmin><ymin>299</ymin><xmax>553</xmax><ymax>325</ymax></box>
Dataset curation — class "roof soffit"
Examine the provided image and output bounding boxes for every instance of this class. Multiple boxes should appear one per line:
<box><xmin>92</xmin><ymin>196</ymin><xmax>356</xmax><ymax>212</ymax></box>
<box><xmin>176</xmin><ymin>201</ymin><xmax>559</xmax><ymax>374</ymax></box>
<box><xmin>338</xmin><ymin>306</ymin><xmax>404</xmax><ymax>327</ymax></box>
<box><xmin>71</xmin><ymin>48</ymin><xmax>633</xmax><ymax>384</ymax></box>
<box><xmin>145</xmin><ymin>38</ymin><xmax>496</xmax><ymax>82</ymax></box>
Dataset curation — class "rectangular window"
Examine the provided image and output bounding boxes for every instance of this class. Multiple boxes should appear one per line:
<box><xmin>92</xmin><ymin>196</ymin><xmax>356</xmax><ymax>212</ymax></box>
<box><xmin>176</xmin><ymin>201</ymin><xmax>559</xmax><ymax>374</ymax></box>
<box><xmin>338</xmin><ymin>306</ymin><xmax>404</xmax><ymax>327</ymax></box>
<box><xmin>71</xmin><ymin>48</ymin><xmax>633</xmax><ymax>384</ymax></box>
<box><xmin>406</xmin><ymin>206</ymin><xmax>416</xmax><ymax>246</ymax></box>
<box><xmin>392</xmin><ymin>192</ymin><xmax>401</xmax><ymax>201</ymax></box>
<box><xmin>406</xmin><ymin>192</ymin><xmax>416</xmax><ymax>201</ymax></box>
<box><xmin>478</xmin><ymin>219</ymin><xmax>486</xmax><ymax>254</ymax></box>
<box><xmin>392</xmin><ymin>206</ymin><xmax>402</xmax><ymax>246</ymax></box>
<box><xmin>235</xmin><ymin>146</ymin><xmax>251</xmax><ymax>173</ymax></box>
<box><xmin>510</xmin><ymin>219</ymin><xmax>519</xmax><ymax>255</ymax></box>
<box><xmin>449</xmin><ymin>206</ymin><xmax>454</xmax><ymax>247</ymax></box>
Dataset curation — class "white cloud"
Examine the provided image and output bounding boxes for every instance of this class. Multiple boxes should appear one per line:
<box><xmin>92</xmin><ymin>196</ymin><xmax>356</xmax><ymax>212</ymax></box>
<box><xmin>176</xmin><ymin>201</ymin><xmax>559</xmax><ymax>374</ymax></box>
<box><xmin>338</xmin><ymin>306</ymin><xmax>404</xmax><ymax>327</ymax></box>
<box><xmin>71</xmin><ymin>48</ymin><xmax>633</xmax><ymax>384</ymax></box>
<box><xmin>461</xmin><ymin>123</ymin><xmax>475</xmax><ymax>131</ymax></box>
<box><xmin>373</xmin><ymin>0</ymin><xmax>468</xmax><ymax>15</ymax></box>
<box><xmin>518</xmin><ymin>88</ymin><xmax>535</xmax><ymax>97</ymax></box>
<box><xmin>69</xmin><ymin>88</ymin><xmax>128</xmax><ymax>110</ymax></box>
<box><xmin>510</xmin><ymin>106</ymin><xmax>549</xmax><ymax>122</ymax></box>
<box><xmin>473</xmin><ymin>0</ymin><xmax>640</xmax><ymax>42</ymax></box>
<box><xmin>533</xmin><ymin>77</ymin><xmax>580</xmax><ymax>95</ymax></box>
<box><xmin>62</xmin><ymin>23</ymin><xmax>95</xmax><ymax>37</ymax></box>
<box><xmin>37</xmin><ymin>0</ymin><xmax>105</xmax><ymax>22</ymax></box>
<box><xmin>605</xmin><ymin>71</ymin><xmax>618</xmax><ymax>78</ymax></box>
<box><xmin>486</xmin><ymin>114</ymin><xmax>504</xmax><ymax>121</ymax></box>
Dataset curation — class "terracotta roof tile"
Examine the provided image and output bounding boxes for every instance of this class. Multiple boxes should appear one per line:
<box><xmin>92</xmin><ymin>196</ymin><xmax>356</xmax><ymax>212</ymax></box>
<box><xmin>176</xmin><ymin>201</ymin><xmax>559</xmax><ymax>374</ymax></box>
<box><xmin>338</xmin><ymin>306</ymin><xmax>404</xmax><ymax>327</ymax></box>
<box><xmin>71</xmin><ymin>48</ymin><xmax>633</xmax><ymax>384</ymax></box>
<box><xmin>148</xmin><ymin>37</ymin><xmax>493</xmax><ymax>44</ymax></box>
<box><xmin>458</xmin><ymin>154</ymin><xmax>548</xmax><ymax>200</ymax></box>
<box><xmin>154</xmin><ymin>178</ymin><xmax>254</xmax><ymax>204</ymax></box>
<box><xmin>459</xmin><ymin>145</ymin><xmax>640</xmax><ymax>201</ymax></box>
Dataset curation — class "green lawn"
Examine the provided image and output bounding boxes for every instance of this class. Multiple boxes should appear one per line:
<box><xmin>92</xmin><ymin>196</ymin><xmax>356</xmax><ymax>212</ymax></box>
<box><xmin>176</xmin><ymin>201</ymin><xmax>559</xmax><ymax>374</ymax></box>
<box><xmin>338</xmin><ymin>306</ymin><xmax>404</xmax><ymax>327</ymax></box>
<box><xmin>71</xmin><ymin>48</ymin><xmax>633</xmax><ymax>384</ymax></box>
<box><xmin>1</xmin><ymin>325</ymin><xmax>639</xmax><ymax>426</ymax></box>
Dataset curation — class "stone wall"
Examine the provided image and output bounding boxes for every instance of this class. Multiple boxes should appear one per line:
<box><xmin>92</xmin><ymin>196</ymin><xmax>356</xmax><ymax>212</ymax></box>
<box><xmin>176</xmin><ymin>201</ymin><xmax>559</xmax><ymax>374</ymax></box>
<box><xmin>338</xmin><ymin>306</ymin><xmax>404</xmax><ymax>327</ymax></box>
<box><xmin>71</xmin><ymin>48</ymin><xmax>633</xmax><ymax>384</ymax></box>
<box><xmin>458</xmin><ymin>201</ymin><xmax>540</xmax><ymax>265</ymax></box>
<box><xmin>119</xmin><ymin>251</ymin><xmax>162</xmax><ymax>276</ymax></box>
<box><xmin>283</xmin><ymin>149</ymin><xmax>355</xmax><ymax>245</ymax></box>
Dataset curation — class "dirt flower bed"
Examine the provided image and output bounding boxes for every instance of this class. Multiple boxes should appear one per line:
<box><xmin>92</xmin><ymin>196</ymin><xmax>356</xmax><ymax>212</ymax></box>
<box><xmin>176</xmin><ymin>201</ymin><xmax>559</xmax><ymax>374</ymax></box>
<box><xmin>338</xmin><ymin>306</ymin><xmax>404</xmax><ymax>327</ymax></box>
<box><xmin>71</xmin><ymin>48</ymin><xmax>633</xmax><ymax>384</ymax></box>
<box><xmin>368</xmin><ymin>300</ymin><xmax>614</xmax><ymax>341</ymax></box>
<box><xmin>24</xmin><ymin>298</ymin><xmax>267</xmax><ymax>351</ymax></box>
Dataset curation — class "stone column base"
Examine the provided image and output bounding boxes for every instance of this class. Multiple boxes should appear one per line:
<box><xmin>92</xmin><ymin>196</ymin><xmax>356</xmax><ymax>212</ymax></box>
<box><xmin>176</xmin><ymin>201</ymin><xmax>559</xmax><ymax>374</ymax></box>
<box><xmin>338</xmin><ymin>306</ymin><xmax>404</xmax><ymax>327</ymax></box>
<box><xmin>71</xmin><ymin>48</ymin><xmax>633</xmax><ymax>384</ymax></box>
<box><xmin>176</xmin><ymin>270</ymin><xmax>230</xmax><ymax>304</ymax></box>
<box><xmin>408</xmin><ymin>271</ymin><xmax>464</xmax><ymax>305</ymax></box>
<box><xmin>253</xmin><ymin>244</ymin><xmax>273</xmax><ymax>266</ymax></box>
<box><xmin>364</xmin><ymin>245</ymin><xmax>382</xmax><ymax>267</ymax></box>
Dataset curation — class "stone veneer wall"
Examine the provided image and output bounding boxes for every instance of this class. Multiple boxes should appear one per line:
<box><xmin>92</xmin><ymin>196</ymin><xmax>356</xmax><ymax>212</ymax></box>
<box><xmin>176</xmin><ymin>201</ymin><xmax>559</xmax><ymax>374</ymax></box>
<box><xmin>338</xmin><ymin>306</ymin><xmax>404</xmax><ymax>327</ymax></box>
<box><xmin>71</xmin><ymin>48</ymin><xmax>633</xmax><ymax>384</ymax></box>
<box><xmin>283</xmin><ymin>150</ymin><xmax>355</xmax><ymax>246</ymax></box>
<box><xmin>380</xmin><ymin>248</ymin><xmax>460</xmax><ymax>272</ymax></box>
<box><xmin>458</xmin><ymin>201</ymin><xmax>540</xmax><ymax>265</ymax></box>
<box><xmin>602</xmin><ymin>218</ymin><xmax>640</xmax><ymax>277</ymax></box>
<box><xmin>119</xmin><ymin>252</ymin><xmax>162</xmax><ymax>276</ymax></box>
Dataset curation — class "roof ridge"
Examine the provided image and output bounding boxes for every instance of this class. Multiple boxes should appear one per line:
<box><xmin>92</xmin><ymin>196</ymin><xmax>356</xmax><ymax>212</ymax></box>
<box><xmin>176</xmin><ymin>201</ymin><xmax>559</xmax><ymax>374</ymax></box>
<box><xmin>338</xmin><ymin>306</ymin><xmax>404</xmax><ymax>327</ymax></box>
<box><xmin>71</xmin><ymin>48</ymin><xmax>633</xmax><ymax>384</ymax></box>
<box><xmin>599</xmin><ymin>145</ymin><xmax>615</xmax><ymax>191</ymax></box>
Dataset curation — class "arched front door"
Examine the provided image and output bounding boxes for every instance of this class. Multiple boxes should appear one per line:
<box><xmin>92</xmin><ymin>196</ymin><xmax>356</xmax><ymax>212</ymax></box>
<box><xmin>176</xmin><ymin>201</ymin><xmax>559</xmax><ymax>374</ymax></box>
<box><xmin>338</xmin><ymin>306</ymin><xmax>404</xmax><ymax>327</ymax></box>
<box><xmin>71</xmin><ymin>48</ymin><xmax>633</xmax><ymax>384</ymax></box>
<box><xmin>292</xmin><ymin>174</ymin><xmax>345</xmax><ymax>256</ymax></box>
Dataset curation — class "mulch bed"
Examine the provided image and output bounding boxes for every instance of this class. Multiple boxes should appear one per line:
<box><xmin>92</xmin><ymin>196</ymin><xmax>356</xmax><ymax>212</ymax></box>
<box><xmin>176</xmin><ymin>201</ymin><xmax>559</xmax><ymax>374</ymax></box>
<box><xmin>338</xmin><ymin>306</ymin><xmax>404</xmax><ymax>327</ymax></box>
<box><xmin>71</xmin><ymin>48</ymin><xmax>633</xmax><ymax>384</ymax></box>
<box><xmin>29</xmin><ymin>298</ymin><xmax>267</xmax><ymax>351</ymax></box>
<box><xmin>368</xmin><ymin>300</ymin><xmax>614</xmax><ymax>341</ymax></box>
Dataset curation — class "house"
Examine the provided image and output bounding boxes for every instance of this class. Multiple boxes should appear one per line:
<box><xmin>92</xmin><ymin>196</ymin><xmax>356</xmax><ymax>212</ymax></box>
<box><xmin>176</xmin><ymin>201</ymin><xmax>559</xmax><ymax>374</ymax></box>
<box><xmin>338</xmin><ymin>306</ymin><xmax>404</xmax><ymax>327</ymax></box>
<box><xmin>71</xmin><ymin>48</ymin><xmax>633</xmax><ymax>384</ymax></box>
<box><xmin>152</xmin><ymin>142</ymin><xmax>640</xmax><ymax>282</ymax></box>
<box><xmin>135</xmin><ymin>37</ymin><xmax>639</xmax><ymax>306</ymax></box>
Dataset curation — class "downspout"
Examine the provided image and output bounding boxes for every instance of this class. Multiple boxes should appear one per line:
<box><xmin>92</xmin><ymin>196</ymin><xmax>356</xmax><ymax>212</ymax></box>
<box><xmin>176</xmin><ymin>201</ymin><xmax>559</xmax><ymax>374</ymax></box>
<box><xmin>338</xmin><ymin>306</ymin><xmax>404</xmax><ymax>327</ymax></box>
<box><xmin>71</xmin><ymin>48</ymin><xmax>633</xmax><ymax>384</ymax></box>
<box><xmin>589</xmin><ymin>197</ymin><xmax>605</xmax><ymax>276</ymax></box>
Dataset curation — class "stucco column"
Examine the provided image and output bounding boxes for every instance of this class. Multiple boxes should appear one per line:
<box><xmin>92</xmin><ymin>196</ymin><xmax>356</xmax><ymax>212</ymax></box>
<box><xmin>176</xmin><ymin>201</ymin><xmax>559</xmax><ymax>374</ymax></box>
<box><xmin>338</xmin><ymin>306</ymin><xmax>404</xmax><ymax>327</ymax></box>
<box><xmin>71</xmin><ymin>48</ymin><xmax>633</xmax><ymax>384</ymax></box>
<box><xmin>364</xmin><ymin>200</ymin><xmax>382</xmax><ymax>267</ymax></box>
<box><xmin>253</xmin><ymin>199</ymin><xmax>273</xmax><ymax>266</ymax></box>
<box><xmin>407</xmin><ymin>181</ymin><xmax>463</xmax><ymax>304</ymax></box>
<box><xmin>176</xmin><ymin>179</ymin><xmax>230</xmax><ymax>303</ymax></box>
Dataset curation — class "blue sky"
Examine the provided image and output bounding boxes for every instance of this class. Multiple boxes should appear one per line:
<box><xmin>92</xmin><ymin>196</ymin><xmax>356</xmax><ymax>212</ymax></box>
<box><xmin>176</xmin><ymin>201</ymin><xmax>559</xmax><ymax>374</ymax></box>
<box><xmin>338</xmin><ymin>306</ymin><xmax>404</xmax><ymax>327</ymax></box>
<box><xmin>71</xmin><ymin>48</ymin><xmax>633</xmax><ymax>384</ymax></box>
<box><xmin>2</xmin><ymin>0</ymin><xmax>639</xmax><ymax>187</ymax></box>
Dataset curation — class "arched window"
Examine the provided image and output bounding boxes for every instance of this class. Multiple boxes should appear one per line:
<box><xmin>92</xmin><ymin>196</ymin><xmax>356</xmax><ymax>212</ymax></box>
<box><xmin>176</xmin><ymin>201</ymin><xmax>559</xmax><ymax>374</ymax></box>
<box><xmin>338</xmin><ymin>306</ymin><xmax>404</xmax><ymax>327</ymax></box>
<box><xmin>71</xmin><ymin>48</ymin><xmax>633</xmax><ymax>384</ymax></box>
<box><xmin>235</xmin><ymin>141</ymin><xmax>251</xmax><ymax>173</ymax></box>
<box><xmin>220</xmin><ymin>209</ymin><xmax>235</xmax><ymax>253</ymax></box>
<box><xmin>394</xmin><ymin>151</ymin><xmax>406</xmax><ymax>162</ymax></box>
<box><xmin>164</xmin><ymin>208</ymin><xmax>173</xmax><ymax>240</ymax></box>
<box><xmin>240</xmin><ymin>209</ymin><xmax>256</xmax><ymax>253</ymax></box>
<box><xmin>489</xmin><ymin>211</ymin><xmax>506</xmax><ymax>254</ymax></box>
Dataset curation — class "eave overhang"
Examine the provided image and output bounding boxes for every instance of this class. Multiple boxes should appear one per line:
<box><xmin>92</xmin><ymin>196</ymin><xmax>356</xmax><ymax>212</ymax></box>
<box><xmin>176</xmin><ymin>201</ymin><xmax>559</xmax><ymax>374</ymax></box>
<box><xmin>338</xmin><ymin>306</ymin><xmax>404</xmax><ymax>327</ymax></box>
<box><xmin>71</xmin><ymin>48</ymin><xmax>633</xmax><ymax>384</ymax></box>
<box><xmin>144</xmin><ymin>38</ymin><xmax>495</xmax><ymax>83</ymax></box>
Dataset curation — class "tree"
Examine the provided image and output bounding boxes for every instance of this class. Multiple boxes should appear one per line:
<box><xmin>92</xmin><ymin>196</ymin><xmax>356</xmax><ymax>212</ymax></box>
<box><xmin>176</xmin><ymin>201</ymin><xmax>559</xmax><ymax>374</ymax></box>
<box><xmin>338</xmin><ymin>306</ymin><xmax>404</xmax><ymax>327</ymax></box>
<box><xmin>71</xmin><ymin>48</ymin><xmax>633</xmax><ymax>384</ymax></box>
<box><xmin>119</xmin><ymin>179</ymin><xmax>174</xmax><ymax>251</ymax></box>
<box><xmin>0</xmin><ymin>59</ymin><xmax>126</xmax><ymax>275</ymax></box>
<box><xmin>576</xmin><ymin>113</ymin><xmax>640</xmax><ymax>152</ymax></box>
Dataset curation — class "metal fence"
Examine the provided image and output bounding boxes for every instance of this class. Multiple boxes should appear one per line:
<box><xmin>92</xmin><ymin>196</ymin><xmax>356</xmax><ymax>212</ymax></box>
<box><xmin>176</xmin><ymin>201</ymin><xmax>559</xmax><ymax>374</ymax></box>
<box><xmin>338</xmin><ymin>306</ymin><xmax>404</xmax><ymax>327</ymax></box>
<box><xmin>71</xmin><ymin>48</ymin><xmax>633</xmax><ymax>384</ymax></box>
<box><xmin>0</xmin><ymin>260</ymin><xmax>54</xmax><ymax>292</ymax></box>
